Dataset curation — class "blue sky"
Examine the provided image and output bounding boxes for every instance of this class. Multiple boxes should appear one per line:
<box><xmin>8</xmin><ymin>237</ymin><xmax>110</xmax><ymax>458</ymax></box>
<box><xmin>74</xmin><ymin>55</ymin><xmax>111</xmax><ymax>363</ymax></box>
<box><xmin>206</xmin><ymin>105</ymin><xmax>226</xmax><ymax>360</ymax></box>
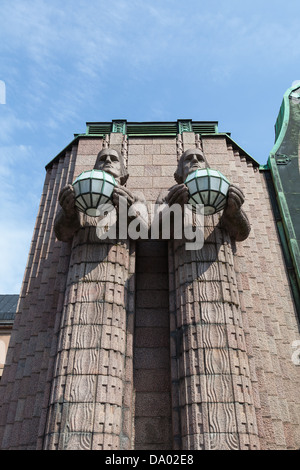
<box><xmin>1</xmin><ymin>0</ymin><xmax>300</xmax><ymax>294</ymax></box>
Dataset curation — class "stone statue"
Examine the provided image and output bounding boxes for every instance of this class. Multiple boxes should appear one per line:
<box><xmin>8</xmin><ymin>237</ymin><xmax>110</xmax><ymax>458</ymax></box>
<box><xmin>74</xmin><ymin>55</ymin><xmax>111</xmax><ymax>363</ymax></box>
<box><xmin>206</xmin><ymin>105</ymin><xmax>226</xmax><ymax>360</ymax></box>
<box><xmin>47</xmin><ymin>148</ymin><xmax>147</xmax><ymax>450</ymax></box>
<box><xmin>158</xmin><ymin>147</ymin><xmax>254</xmax><ymax>450</ymax></box>
<box><xmin>54</xmin><ymin>148</ymin><xmax>148</xmax><ymax>242</ymax></box>
<box><xmin>161</xmin><ymin>147</ymin><xmax>250</xmax><ymax>241</ymax></box>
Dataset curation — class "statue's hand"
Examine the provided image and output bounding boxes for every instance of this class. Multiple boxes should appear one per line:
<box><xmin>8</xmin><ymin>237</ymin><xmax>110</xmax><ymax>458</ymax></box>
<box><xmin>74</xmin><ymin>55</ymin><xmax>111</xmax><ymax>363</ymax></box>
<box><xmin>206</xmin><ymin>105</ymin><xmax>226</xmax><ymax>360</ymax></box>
<box><xmin>165</xmin><ymin>184</ymin><xmax>189</xmax><ymax>207</ymax></box>
<box><xmin>112</xmin><ymin>186</ymin><xmax>135</xmax><ymax>210</ymax></box>
<box><xmin>220</xmin><ymin>185</ymin><xmax>250</xmax><ymax>241</ymax></box>
<box><xmin>224</xmin><ymin>185</ymin><xmax>245</xmax><ymax>216</ymax></box>
<box><xmin>59</xmin><ymin>184</ymin><xmax>77</xmax><ymax>218</ymax></box>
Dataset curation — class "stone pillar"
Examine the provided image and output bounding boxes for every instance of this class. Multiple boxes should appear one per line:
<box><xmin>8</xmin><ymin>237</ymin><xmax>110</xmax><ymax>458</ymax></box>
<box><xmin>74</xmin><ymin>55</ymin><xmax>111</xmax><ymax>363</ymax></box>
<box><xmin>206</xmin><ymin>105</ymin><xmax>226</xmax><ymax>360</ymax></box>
<box><xmin>43</xmin><ymin>222</ymin><xmax>133</xmax><ymax>450</ymax></box>
<box><xmin>169</xmin><ymin>216</ymin><xmax>260</xmax><ymax>450</ymax></box>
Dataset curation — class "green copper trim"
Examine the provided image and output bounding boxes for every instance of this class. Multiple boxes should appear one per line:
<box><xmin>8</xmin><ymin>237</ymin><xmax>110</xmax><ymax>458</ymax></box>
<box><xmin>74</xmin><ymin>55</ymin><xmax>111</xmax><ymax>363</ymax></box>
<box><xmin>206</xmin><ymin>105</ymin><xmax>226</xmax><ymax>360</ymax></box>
<box><xmin>272</xmin><ymin>82</ymin><xmax>300</xmax><ymax>154</ymax></box>
<box><xmin>112</xmin><ymin>120</ymin><xmax>127</xmax><ymax>134</ymax></box>
<box><xmin>269</xmin><ymin>154</ymin><xmax>300</xmax><ymax>291</ymax></box>
<box><xmin>268</xmin><ymin>83</ymin><xmax>300</xmax><ymax>297</ymax></box>
<box><xmin>259</xmin><ymin>163</ymin><xmax>269</xmax><ymax>171</ymax></box>
<box><xmin>87</xmin><ymin>121</ymin><xmax>219</xmax><ymax>137</ymax></box>
<box><xmin>46</xmin><ymin>122</ymin><xmax>259</xmax><ymax>169</ymax></box>
<box><xmin>264</xmin><ymin>169</ymin><xmax>300</xmax><ymax>317</ymax></box>
<box><xmin>178</xmin><ymin>120</ymin><xmax>193</xmax><ymax>133</ymax></box>
<box><xmin>87</xmin><ymin>123</ymin><xmax>111</xmax><ymax>135</ymax></box>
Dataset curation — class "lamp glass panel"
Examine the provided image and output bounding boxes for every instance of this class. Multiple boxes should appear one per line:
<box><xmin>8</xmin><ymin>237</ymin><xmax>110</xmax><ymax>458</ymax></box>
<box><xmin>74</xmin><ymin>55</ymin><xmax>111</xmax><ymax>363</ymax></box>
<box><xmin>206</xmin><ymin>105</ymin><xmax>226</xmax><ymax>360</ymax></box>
<box><xmin>214</xmin><ymin>193</ymin><xmax>226</xmax><ymax>207</ymax></box>
<box><xmin>76</xmin><ymin>195</ymin><xmax>87</xmax><ymax>210</ymax></box>
<box><xmin>82</xmin><ymin>193</ymin><xmax>92</xmax><ymax>208</ymax></box>
<box><xmin>192</xmin><ymin>192</ymin><xmax>203</xmax><ymax>204</ymax></box>
<box><xmin>105</xmin><ymin>173</ymin><xmax>115</xmax><ymax>184</ymax></box>
<box><xmin>98</xmin><ymin>195</ymin><xmax>109</xmax><ymax>206</ymax></box>
<box><xmin>80</xmin><ymin>179</ymin><xmax>90</xmax><ymax>194</ymax></box>
<box><xmin>210</xmin><ymin>177</ymin><xmax>221</xmax><ymax>191</ymax></box>
<box><xmin>92</xmin><ymin>193</ymin><xmax>101</xmax><ymax>207</ymax></box>
<box><xmin>77</xmin><ymin>171</ymin><xmax>90</xmax><ymax>181</ymax></box>
<box><xmin>72</xmin><ymin>181</ymin><xmax>80</xmax><ymax>196</ymax></box>
<box><xmin>185</xmin><ymin>168</ymin><xmax>230</xmax><ymax>215</ymax></box>
<box><xmin>216</xmin><ymin>201</ymin><xmax>226</xmax><ymax>211</ymax></box>
<box><xmin>196</xmin><ymin>176</ymin><xmax>209</xmax><ymax>191</ymax></box>
<box><xmin>209</xmin><ymin>190</ymin><xmax>219</xmax><ymax>205</ymax></box>
<box><xmin>185</xmin><ymin>172</ymin><xmax>195</xmax><ymax>183</ymax></box>
<box><xmin>209</xmin><ymin>169</ymin><xmax>219</xmax><ymax>178</ymax></box>
<box><xmin>220</xmin><ymin>180</ymin><xmax>229</xmax><ymax>195</ymax></box>
<box><xmin>200</xmin><ymin>191</ymin><xmax>209</xmax><ymax>205</ymax></box>
<box><xmin>187</xmin><ymin>179</ymin><xmax>198</xmax><ymax>195</ymax></box>
<box><xmin>91</xmin><ymin>179</ymin><xmax>103</xmax><ymax>194</ymax></box>
<box><xmin>86</xmin><ymin>207</ymin><xmax>98</xmax><ymax>217</ymax></box>
<box><xmin>204</xmin><ymin>205</ymin><xmax>215</xmax><ymax>215</ymax></box>
<box><xmin>93</xmin><ymin>171</ymin><xmax>105</xmax><ymax>180</ymax></box>
<box><xmin>102</xmin><ymin>181</ymin><xmax>114</xmax><ymax>198</ymax></box>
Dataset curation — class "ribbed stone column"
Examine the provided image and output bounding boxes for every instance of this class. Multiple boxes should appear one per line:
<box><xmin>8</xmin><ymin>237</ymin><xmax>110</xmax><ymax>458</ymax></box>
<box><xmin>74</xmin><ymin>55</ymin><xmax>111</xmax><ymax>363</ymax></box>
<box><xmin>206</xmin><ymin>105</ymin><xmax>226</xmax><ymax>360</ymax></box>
<box><xmin>43</xmin><ymin>222</ymin><xmax>132</xmax><ymax>450</ymax></box>
<box><xmin>169</xmin><ymin>217</ymin><xmax>260</xmax><ymax>450</ymax></box>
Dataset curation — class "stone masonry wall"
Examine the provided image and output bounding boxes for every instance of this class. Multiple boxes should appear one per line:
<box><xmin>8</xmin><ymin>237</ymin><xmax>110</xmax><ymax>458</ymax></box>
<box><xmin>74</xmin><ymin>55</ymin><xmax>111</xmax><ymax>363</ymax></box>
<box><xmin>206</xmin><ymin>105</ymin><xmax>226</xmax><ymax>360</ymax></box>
<box><xmin>0</xmin><ymin>132</ymin><xmax>299</xmax><ymax>450</ymax></box>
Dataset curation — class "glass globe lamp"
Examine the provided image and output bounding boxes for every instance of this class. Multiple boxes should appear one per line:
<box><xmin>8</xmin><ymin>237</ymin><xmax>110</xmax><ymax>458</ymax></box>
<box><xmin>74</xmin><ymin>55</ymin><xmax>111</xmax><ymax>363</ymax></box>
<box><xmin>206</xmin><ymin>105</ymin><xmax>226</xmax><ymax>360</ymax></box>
<box><xmin>72</xmin><ymin>169</ymin><xmax>116</xmax><ymax>217</ymax></box>
<box><xmin>185</xmin><ymin>168</ymin><xmax>230</xmax><ymax>215</ymax></box>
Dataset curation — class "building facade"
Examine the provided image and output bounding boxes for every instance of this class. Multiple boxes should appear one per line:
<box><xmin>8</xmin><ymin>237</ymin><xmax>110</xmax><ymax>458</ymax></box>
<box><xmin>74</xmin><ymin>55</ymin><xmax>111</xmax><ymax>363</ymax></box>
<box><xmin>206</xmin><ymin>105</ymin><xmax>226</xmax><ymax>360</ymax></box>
<box><xmin>0</xmin><ymin>296</ymin><xmax>18</xmax><ymax>380</ymax></box>
<box><xmin>0</xmin><ymin>88</ymin><xmax>299</xmax><ymax>450</ymax></box>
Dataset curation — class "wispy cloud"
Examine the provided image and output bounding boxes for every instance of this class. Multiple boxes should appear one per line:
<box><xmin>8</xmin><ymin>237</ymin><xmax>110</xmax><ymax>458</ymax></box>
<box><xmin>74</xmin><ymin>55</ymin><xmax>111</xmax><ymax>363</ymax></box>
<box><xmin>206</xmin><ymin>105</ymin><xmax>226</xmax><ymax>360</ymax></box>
<box><xmin>0</xmin><ymin>110</ymin><xmax>33</xmax><ymax>143</ymax></box>
<box><xmin>0</xmin><ymin>140</ymin><xmax>40</xmax><ymax>294</ymax></box>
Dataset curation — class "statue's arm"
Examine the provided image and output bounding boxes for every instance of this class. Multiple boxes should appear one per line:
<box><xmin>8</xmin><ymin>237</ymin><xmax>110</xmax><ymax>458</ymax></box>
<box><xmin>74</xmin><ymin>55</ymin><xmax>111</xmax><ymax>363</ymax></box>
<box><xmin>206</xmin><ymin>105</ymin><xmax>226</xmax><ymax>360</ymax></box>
<box><xmin>220</xmin><ymin>185</ymin><xmax>251</xmax><ymax>241</ymax></box>
<box><xmin>154</xmin><ymin>183</ymin><xmax>250</xmax><ymax>242</ymax></box>
<box><xmin>54</xmin><ymin>185</ymin><xmax>81</xmax><ymax>242</ymax></box>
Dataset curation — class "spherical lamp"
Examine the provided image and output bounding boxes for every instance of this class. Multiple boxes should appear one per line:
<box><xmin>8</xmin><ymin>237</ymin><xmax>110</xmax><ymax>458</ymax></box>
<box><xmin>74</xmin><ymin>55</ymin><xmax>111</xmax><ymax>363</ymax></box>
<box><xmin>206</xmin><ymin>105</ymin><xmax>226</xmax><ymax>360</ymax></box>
<box><xmin>72</xmin><ymin>169</ymin><xmax>116</xmax><ymax>217</ymax></box>
<box><xmin>185</xmin><ymin>168</ymin><xmax>230</xmax><ymax>215</ymax></box>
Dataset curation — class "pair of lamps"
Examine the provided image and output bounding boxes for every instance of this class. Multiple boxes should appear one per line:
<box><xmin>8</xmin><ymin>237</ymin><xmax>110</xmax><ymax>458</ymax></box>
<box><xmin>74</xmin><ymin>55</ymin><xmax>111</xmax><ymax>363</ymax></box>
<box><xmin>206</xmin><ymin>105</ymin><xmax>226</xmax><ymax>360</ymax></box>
<box><xmin>72</xmin><ymin>168</ymin><xmax>230</xmax><ymax>217</ymax></box>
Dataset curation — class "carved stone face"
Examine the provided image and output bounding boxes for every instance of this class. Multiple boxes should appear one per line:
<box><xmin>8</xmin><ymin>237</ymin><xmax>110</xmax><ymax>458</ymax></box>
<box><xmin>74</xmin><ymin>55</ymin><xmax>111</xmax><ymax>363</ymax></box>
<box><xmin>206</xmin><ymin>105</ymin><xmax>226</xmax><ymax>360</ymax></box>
<box><xmin>95</xmin><ymin>149</ymin><xmax>122</xmax><ymax>180</ymax></box>
<box><xmin>181</xmin><ymin>148</ymin><xmax>206</xmax><ymax>182</ymax></box>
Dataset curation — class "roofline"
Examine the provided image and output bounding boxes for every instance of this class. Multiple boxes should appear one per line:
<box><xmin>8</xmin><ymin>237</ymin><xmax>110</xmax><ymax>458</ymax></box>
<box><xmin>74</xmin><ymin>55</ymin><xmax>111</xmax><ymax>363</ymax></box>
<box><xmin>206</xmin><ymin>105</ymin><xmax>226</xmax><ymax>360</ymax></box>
<box><xmin>0</xmin><ymin>321</ymin><xmax>15</xmax><ymax>327</ymax></box>
<box><xmin>45</xmin><ymin>135</ymin><xmax>82</xmax><ymax>170</ymax></box>
<box><xmin>45</xmin><ymin>121</ymin><xmax>259</xmax><ymax>170</ymax></box>
<box><xmin>272</xmin><ymin>82</ymin><xmax>300</xmax><ymax>155</ymax></box>
<box><xmin>202</xmin><ymin>132</ymin><xmax>259</xmax><ymax>167</ymax></box>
